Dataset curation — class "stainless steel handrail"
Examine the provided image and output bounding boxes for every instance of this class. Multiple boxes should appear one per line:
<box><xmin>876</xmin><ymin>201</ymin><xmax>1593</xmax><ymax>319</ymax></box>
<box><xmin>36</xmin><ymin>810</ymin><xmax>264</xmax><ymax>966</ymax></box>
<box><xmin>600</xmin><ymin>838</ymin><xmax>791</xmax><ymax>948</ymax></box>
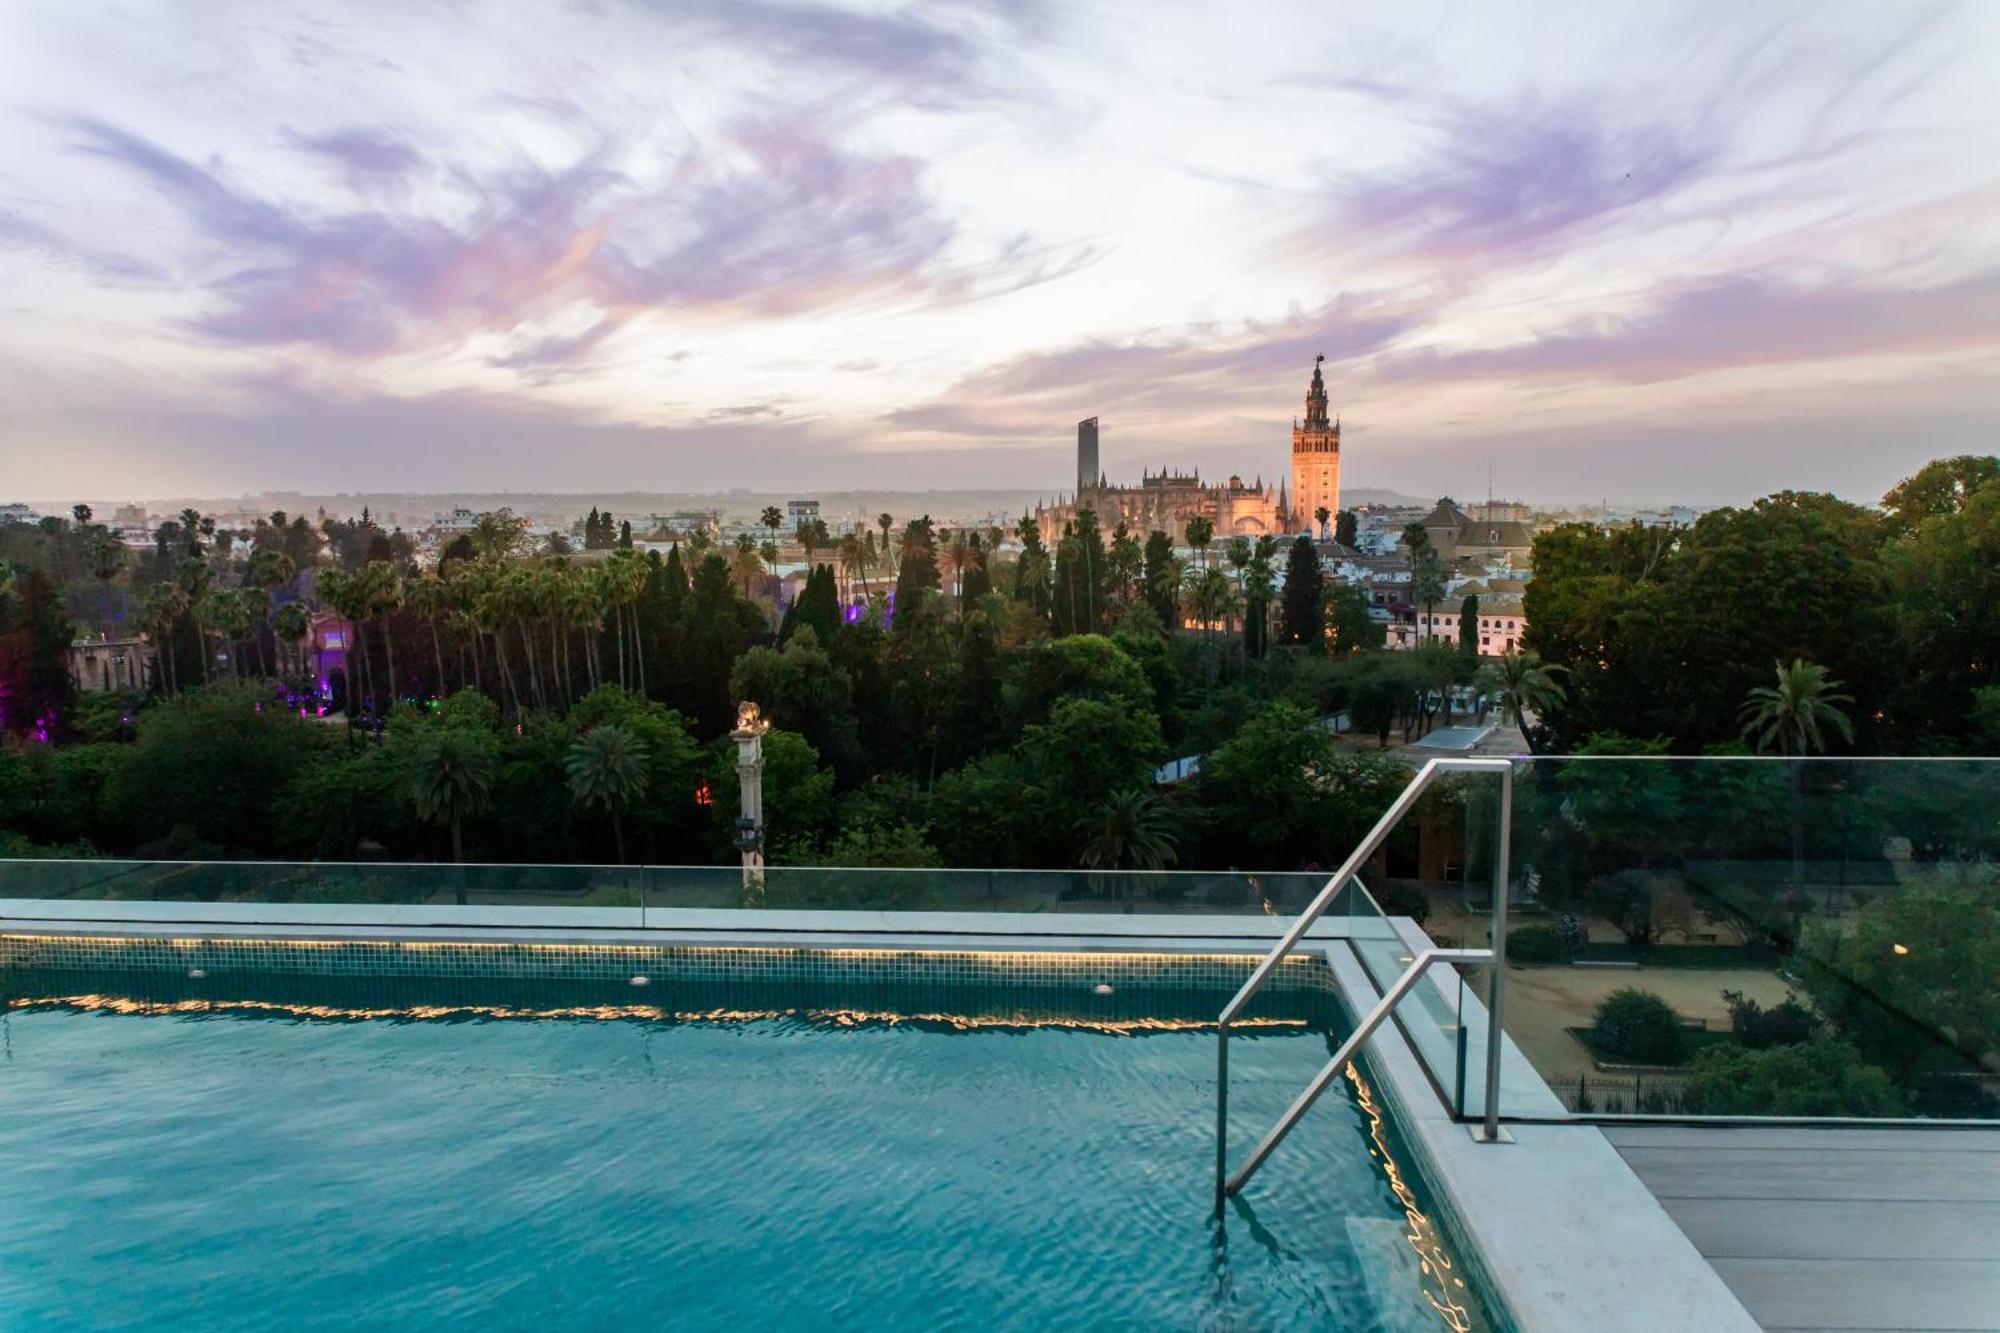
<box><xmin>1215</xmin><ymin>757</ymin><xmax>1514</xmax><ymax>1206</ymax></box>
<box><xmin>1223</xmin><ymin>947</ymin><xmax>1492</xmax><ymax>1198</ymax></box>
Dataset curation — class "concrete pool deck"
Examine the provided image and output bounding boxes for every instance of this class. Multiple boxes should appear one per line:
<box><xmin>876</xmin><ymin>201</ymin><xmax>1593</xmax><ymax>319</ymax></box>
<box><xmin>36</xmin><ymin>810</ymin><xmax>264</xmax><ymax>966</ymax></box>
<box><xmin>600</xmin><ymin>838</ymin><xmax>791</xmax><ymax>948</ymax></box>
<box><xmin>2</xmin><ymin>898</ymin><xmax>1763</xmax><ymax>1332</ymax></box>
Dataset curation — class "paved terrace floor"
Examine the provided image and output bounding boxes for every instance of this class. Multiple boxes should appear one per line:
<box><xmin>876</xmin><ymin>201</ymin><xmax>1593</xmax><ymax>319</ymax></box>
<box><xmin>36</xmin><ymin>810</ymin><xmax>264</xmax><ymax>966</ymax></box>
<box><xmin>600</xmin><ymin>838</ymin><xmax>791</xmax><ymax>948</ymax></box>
<box><xmin>1604</xmin><ymin>1125</ymin><xmax>2000</xmax><ymax>1333</ymax></box>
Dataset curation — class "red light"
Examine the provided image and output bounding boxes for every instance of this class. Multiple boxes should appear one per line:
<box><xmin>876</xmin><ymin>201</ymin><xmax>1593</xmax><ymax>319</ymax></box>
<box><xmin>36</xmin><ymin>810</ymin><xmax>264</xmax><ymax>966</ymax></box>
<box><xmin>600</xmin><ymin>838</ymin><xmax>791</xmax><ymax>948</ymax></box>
<box><xmin>693</xmin><ymin>780</ymin><xmax>713</xmax><ymax>807</ymax></box>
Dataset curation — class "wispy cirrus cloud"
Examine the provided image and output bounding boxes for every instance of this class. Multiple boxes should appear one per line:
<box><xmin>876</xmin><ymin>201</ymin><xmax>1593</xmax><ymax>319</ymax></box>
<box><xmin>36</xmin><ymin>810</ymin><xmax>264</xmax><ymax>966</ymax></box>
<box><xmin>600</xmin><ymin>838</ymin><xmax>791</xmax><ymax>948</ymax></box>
<box><xmin>887</xmin><ymin>292</ymin><xmax>1415</xmax><ymax>438</ymax></box>
<box><xmin>57</xmin><ymin>111</ymin><xmax>975</xmax><ymax>361</ymax></box>
<box><xmin>0</xmin><ymin>205</ymin><xmax>163</xmax><ymax>284</ymax></box>
<box><xmin>622</xmin><ymin>0</ymin><xmax>1046</xmax><ymax>106</ymax></box>
<box><xmin>286</xmin><ymin>127</ymin><xmax>424</xmax><ymax>195</ymax></box>
<box><xmin>1374</xmin><ymin>269</ymin><xmax>2000</xmax><ymax>386</ymax></box>
<box><xmin>1316</xmin><ymin>99</ymin><xmax>1715</xmax><ymax>262</ymax></box>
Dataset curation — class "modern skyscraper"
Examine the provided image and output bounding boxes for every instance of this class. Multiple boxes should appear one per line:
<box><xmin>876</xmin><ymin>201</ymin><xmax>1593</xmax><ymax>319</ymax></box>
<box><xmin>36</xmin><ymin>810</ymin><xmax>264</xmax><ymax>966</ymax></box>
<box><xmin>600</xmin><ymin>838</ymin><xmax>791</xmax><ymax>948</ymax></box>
<box><xmin>1289</xmin><ymin>356</ymin><xmax>1340</xmax><ymax>536</ymax></box>
<box><xmin>1077</xmin><ymin>417</ymin><xmax>1100</xmax><ymax>493</ymax></box>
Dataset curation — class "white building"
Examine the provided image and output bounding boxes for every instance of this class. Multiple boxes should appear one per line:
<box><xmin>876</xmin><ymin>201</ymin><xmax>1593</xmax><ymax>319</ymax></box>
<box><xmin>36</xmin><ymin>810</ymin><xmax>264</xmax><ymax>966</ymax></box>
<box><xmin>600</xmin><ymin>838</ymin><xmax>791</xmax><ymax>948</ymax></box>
<box><xmin>1412</xmin><ymin>593</ymin><xmax>1528</xmax><ymax>656</ymax></box>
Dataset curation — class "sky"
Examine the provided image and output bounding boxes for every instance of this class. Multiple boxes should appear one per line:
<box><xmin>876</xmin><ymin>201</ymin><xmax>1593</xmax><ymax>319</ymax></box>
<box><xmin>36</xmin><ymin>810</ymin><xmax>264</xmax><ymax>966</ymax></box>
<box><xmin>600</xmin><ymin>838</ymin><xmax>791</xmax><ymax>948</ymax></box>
<box><xmin>1</xmin><ymin>1</ymin><xmax>1996</xmax><ymax>506</ymax></box>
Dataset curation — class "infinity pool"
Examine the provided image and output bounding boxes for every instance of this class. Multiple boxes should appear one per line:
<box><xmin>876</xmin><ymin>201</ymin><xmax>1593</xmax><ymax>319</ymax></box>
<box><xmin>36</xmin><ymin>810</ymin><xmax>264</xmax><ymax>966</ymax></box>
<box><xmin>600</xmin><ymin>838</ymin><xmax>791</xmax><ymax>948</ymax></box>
<box><xmin>0</xmin><ymin>960</ymin><xmax>1499</xmax><ymax>1331</ymax></box>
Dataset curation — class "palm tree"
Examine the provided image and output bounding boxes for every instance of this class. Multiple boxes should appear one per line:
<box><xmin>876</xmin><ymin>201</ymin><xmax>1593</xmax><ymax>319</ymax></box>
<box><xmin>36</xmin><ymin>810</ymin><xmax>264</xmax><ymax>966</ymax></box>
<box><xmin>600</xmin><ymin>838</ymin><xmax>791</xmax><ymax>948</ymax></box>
<box><xmin>1184</xmin><ymin>515</ymin><xmax>1214</xmax><ymax>573</ymax></box>
<box><xmin>316</xmin><ymin>564</ymin><xmax>372</xmax><ymax>712</ymax></box>
<box><xmin>731</xmin><ymin>533</ymin><xmax>764</xmax><ymax>599</ymax></box>
<box><xmin>1187</xmin><ymin>566</ymin><xmax>1236</xmax><ymax>646</ymax></box>
<box><xmin>86</xmin><ymin>526</ymin><xmax>126</xmax><ymax>630</ymax></box>
<box><xmin>1077</xmin><ymin>789</ymin><xmax>1179</xmax><ymax>881</ymax></box>
<box><xmin>408</xmin><ymin>570</ymin><xmax>451</xmax><ymax>697</ymax></box>
<box><xmin>1314</xmin><ymin>505</ymin><xmax>1332</xmax><ymax>540</ymax></box>
<box><xmin>272</xmin><ymin>600</ymin><xmax>311</xmax><ymax>686</ymax></box>
<box><xmin>1740</xmin><ymin>659</ymin><xmax>1856</xmax><ymax>757</ymax></box>
<box><xmin>798</xmin><ymin>517</ymin><xmax>827</xmax><ymax>571</ymax></box>
<box><xmin>141</xmin><ymin>581</ymin><xmax>188</xmax><ymax>694</ymax></box>
<box><xmin>838</xmin><ymin>530</ymin><xmax>864</xmax><ymax>599</ymax></box>
<box><xmin>409</xmin><ymin>730</ymin><xmax>496</xmax><ymax>868</ymax></box>
<box><xmin>604</xmin><ymin>549</ymin><xmax>650</xmax><ymax>696</ymax></box>
<box><xmin>469</xmin><ymin>569</ymin><xmax>520</xmax><ymax>715</ymax></box>
<box><xmin>194</xmin><ymin>588</ymin><xmax>240</xmax><ymax>679</ymax></box>
<box><xmin>938</xmin><ymin>528</ymin><xmax>970</xmax><ymax>600</ymax></box>
<box><xmin>564</xmin><ymin>568</ymin><xmax>607</xmax><ymax>693</ymax></box>
<box><xmin>877</xmin><ymin>512</ymin><xmax>896</xmax><ymax>574</ymax></box>
<box><xmin>566</xmin><ymin>725</ymin><xmax>650</xmax><ymax>864</ymax></box>
<box><xmin>1483</xmin><ymin>650</ymin><xmax>1566</xmax><ymax>747</ymax></box>
<box><xmin>760</xmin><ymin>506</ymin><xmax>784</xmax><ymax>551</ymax></box>
<box><xmin>362</xmin><ymin>561</ymin><xmax>404</xmax><ymax>708</ymax></box>
<box><xmin>1741</xmin><ymin>658</ymin><xmax>1856</xmax><ymax>904</ymax></box>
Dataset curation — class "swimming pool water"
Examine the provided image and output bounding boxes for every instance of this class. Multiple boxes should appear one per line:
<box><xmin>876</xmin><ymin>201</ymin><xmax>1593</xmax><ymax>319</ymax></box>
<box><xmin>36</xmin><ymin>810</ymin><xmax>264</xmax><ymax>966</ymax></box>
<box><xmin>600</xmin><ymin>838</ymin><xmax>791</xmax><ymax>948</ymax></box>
<box><xmin>0</xmin><ymin>970</ymin><xmax>1497</xmax><ymax>1331</ymax></box>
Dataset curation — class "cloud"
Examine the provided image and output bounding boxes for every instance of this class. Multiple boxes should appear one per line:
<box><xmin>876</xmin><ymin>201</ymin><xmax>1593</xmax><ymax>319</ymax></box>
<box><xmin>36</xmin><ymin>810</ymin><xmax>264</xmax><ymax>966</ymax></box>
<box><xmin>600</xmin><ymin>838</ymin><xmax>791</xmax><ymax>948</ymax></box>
<box><xmin>286</xmin><ymin>127</ymin><xmax>423</xmax><ymax>194</ymax></box>
<box><xmin>886</xmin><ymin>293</ymin><xmax>1414</xmax><ymax>438</ymax></box>
<box><xmin>55</xmin><ymin>112</ymin><xmax>972</xmax><ymax>360</ymax></box>
<box><xmin>1373</xmin><ymin>269</ymin><xmax>2000</xmax><ymax>386</ymax></box>
<box><xmin>0</xmin><ymin>206</ymin><xmax>163</xmax><ymax>283</ymax></box>
<box><xmin>620</xmin><ymin>0</ymin><xmax>1044</xmax><ymax>106</ymax></box>
<box><xmin>1302</xmin><ymin>96</ymin><xmax>1715</xmax><ymax>264</ymax></box>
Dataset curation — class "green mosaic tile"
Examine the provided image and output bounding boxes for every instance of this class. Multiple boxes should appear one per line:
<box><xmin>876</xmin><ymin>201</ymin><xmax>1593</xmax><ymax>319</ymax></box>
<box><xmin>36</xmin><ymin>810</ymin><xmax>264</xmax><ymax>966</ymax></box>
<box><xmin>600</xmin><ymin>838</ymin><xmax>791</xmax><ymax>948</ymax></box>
<box><xmin>0</xmin><ymin>933</ymin><xmax>1336</xmax><ymax>995</ymax></box>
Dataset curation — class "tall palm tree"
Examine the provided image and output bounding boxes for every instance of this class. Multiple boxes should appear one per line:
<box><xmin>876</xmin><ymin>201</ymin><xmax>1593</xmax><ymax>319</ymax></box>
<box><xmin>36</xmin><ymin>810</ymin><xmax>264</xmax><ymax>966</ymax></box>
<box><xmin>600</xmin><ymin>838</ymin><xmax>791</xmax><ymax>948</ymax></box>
<box><xmin>272</xmin><ymin>600</ymin><xmax>311</xmax><ymax>686</ymax></box>
<box><xmin>604</xmin><ymin>549</ymin><xmax>650</xmax><ymax>696</ymax></box>
<box><xmin>1483</xmin><ymin>650</ymin><xmax>1566</xmax><ymax>747</ymax></box>
<box><xmin>1314</xmin><ymin>505</ymin><xmax>1332</xmax><ymax>540</ymax></box>
<box><xmin>408</xmin><ymin>570</ymin><xmax>451</xmax><ymax>697</ymax></box>
<box><xmin>315</xmin><ymin>566</ymin><xmax>368</xmax><ymax>715</ymax></box>
<box><xmin>760</xmin><ymin>506</ymin><xmax>784</xmax><ymax>551</ymax></box>
<box><xmin>141</xmin><ymin>581</ymin><xmax>188</xmax><ymax>694</ymax></box>
<box><xmin>1077</xmin><ymin>788</ymin><xmax>1179</xmax><ymax>874</ymax></box>
<box><xmin>195</xmin><ymin>588</ymin><xmax>240</xmax><ymax>679</ymax></box>
<box><xmin>409</xmin><ymin>730</ymin><xmax>496</xmax><ymax>867</ymax></box>
<box><xmin>470</xmin><ymin>570</ymin><xmax>520</xmax><ymax>715</ymax></box>
<box><xmin>1741</xmin><ymin>658</ymin><xmax>1856</xmax><ymax>904</ymax></box>
<box><xmin>938</xmin><ymin>528</ymin><xmax>971</xmax><ymax>600</ymax></box>
<box><xmin>838</xmin><ymin>530</ymin><xmax>867</xmax><ymax>599</ymax></box>
<box><xmin>730</xmin><ymin>533</ymin><xmax>763</xmax><ymax>599</ymax></box>
<box><xmin>564</xmin><ymin>568</ymin><xmax>607</xmax><ymax>692</ymax></box>
<box><xmin>362</xmin><ymin>561</ymin><xmax>405</xmax><ymax>708</ymax></box>
<box><xmin>566</xmin><ymin>725</ymin><xmax>650</xmax><ymax>864</ymax></box>
<box><xmin>1739</xmin><ymin>659</ymin><xmax>1856</xmax><ymax>757</ymax></box>
<box><xmin>1184</xmin><ymin>515</ymin><xmax>1213</xmax><ymax>573</ymax></box>
<box><xmin>877</xmin><ymin>512</ymin><xmax>896</xmax><ymax>574</ymax></box>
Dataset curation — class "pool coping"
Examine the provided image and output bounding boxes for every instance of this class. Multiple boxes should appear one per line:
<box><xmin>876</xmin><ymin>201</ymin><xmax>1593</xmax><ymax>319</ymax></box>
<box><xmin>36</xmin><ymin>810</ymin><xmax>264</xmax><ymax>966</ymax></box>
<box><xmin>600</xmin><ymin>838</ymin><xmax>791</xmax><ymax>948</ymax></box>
<box><xmin>1</xmin><ymin>900</ymin><xmax>1761</xmax><ymax>1333</ymax></box>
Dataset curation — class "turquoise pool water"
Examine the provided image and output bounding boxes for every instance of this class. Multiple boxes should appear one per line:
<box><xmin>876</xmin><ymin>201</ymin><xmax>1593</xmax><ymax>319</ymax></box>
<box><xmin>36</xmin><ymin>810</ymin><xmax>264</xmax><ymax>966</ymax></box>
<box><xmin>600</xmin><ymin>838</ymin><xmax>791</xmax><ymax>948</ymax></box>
<box><xmin>0</xmin><ymin>967</ymin><xmax>1497</xmax><ymax>1331</ymax></box>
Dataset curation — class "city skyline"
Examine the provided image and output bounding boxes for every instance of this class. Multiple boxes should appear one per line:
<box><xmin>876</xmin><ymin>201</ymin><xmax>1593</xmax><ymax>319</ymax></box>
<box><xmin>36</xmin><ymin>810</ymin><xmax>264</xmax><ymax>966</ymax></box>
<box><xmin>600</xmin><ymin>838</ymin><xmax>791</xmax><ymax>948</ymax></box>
<box><xmin>3</xmin><ymin>3</ymin><xmax>1997</xmax><ymax>506</ymax></box>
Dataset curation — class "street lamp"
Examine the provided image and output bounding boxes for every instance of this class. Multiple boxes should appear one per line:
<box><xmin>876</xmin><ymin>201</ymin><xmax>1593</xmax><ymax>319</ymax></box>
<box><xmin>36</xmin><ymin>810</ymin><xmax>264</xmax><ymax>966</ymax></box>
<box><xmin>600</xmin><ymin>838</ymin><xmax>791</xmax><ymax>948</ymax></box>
<box><xmin>731</xmin><ymin>700</ymin><xmax>772</xmax><ymax>893</ymax></box>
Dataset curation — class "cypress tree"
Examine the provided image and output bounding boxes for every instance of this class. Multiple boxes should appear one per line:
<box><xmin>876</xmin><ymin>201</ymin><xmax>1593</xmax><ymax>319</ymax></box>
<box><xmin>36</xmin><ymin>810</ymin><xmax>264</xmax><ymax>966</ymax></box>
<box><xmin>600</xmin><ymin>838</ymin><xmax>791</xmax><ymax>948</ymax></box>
<box><xmin>1142</xmin><ymin>530</ymin><xmax>1178</xmax><ymax>627</ymax></box>
<box><xmin>1459</xmin><ymin>593</ymin><xmax>1480</xmax><ymax>659</ymax></box>
<box><xmin>1279</xmin><ymin>535</ymin><xmax>1324</xmax><ymax>649</ymax></box>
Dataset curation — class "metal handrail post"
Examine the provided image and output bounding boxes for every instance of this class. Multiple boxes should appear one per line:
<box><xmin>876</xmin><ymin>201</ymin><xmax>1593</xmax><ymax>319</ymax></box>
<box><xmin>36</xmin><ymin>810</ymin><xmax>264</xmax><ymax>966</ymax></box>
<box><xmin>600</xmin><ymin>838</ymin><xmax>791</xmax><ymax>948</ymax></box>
<box><xmin>1222</xmin><ymin>947</ymin><xmax>1491</xmax><ymax>1198</ymax></box>
<box><xmin>1481</xmin><ymin>762</ymin><xmax>1513</xmax><ymax>1142</ymax></box>
<box><xmin>1214</xmin><ymin>757</ymin><xmax>1517</xmax><ymax>1209</ymax></box>
<box><xmin>1219</xmin><ymin>759</ymin><xmax>1448</xmax><ymax>1028</ymax></box>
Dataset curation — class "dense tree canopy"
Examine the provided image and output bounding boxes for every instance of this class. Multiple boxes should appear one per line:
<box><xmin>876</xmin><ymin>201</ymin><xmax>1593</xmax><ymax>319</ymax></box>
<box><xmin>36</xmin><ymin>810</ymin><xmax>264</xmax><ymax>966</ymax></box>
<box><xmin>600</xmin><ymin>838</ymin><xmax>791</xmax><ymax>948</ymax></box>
<box><xmin>1525</xmin><ymin>458</ymin><xmax>2000</xmax><ymax>754</ymax></box>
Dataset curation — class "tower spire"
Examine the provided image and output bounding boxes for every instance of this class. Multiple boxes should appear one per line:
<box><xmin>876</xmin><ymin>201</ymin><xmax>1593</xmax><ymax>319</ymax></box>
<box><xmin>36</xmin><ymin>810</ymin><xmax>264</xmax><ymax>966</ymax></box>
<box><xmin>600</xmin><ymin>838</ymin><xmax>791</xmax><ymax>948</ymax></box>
<box><xmin>1304</xmin><ymin>353</ymin><xmax>1330</xmax><ymax>430</ymax></box>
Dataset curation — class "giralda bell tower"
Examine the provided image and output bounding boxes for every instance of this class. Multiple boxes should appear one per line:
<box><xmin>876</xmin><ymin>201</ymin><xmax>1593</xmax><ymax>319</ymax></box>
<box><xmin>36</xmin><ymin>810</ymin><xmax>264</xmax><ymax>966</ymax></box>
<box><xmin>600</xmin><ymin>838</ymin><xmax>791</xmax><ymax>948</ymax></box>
<box><xmin>1289</xmin><ymin>355</ymin><xmax>1340</xmax><ymax>537</ymax></box>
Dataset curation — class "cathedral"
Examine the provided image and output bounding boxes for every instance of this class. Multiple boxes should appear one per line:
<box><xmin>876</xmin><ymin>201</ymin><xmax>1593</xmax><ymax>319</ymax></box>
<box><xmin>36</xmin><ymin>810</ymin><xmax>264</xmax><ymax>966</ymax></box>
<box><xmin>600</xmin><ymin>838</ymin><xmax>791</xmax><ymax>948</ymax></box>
<box><xmin>1032</xmin><ymin>358</ymin><xmax>1341</xmax><ymax>544</ymax></box>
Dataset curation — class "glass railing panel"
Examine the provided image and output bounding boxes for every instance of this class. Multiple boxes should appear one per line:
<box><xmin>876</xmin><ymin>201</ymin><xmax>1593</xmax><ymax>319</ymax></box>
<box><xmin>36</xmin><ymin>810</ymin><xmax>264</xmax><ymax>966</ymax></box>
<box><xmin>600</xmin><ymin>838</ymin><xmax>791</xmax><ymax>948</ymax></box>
<box><xmin>1496</xmin><ymin>756</ymin><xmax>2000</xmax><ymax>1122</ymax></box>
<box><xmin>0</xmin><ymin>858</ymin><xmax>648</xmax><ymax>910</ymax></box>
<box><xmin>645</xmin><ymin>867</ymin><xmax>1337</xmax><ymax>916</ymax></box>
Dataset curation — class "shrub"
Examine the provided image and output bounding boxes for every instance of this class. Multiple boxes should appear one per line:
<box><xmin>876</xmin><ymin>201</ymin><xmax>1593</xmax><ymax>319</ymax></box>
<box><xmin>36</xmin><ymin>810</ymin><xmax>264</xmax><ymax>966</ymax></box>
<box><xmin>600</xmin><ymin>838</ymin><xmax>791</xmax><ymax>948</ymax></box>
<box><xmin>1376</xmin><ymin>881</ymin><xmax>1431</xmax><ymax>925</ymax></box>
<box><xmin>1589</xmin><ymin>988</ymin><xmax>1686</xmax><ymax>1064</ymax></box>
<box><xmin>1509</xmin><ymin>923</ymin><xmax>1564</xmax><ymax>964</ymax></box>
<box><xmin>1682</xmin><ymin>1036</ymin><xmax>1905</xmax><ymax>1116</ymax></box>
<box><xmin>1723</xmin><ymin>989</ymin><xmax>1824</xmax><ymax>1049</ymax></box>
